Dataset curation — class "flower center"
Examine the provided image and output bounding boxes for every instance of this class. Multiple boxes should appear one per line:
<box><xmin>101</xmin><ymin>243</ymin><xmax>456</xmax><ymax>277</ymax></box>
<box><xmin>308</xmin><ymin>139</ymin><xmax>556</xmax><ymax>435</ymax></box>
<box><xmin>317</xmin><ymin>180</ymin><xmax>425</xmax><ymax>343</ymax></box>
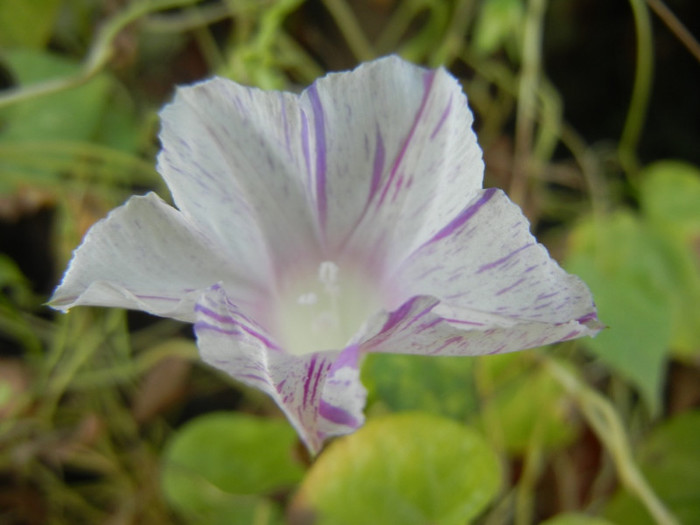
<box><xmin>273</xmin><ymin>261</ymin><xmax>383</xmax><ymax>356</ymax></box>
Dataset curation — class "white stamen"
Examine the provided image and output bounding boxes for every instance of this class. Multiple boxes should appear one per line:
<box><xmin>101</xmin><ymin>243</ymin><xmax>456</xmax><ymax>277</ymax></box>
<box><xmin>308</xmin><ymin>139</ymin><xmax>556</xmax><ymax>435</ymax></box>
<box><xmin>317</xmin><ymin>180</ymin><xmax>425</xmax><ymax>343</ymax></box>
<box><xmin>297</xmin><ymin>292</ymin><xmax>318</xmax><ymax>305</ymax></box>
<box><xmin>318</xmin><ymin>260</ymin><xmax>340</xmax><ymax>294</ymax></box>
<box><xmin>274</xmin><ymin>260</ymin><xmax>383</xmax><ymax>355</ymax></box>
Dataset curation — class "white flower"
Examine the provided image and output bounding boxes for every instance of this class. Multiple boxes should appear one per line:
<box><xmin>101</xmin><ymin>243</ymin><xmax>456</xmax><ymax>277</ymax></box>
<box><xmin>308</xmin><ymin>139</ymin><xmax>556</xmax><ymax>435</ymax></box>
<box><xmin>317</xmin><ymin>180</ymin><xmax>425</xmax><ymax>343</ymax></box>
<box><xmin>50</xmin><ymin>56</ymin><xmax>601</xmax><ymax>453</ymax></box>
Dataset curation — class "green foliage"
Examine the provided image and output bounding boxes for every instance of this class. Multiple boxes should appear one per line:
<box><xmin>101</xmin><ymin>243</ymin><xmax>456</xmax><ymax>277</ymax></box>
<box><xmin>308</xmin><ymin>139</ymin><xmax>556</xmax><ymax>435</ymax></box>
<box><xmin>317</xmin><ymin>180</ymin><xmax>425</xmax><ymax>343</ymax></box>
<box><xmin>540</xmin><ymin>513</ymin><xmax>615</xmax><ymax>525</ymax></box>
<box><xmin>161</xmin><ymin>413</ymin><xmax>304</xmax><ymax>524</ymax></box>
<box><xmin>0</xmin><ymin>255</ymin><xmax>34</xmax><ymax>307</ymax></box>
<box><xmin>0</xmin><ymin>49</ymin><xmax>111</xmax><ymax>143</ymax></box>
<box><xmin>0</xmin><ymin>49</ymin><xmax>148</xmax><ymax>200</ymax></box>
<box><xmin>604</xmin><ymin>410</ymin><xmax>700</xmax><ymax>524</ymax></box>
<box><xmin>295</xmin><ymin>413</ymin><xmax>501</xmax><ymax>525</ymax></box>
<box><xmin>362</xmin><ymin>353</ymin><xmax>478</xmax><ymax>420</ymax></box>
<box><xmin>566</xmin><ymin>161</ymin><xmax>700</xmax><ymax>413</ymax></box>
<box><xmin>640</xmin><ymin>161</ymin><xmax>700</xmax><ymax>354</ymax></box>
<box><xmin>641</xmin><ymin>161</ymin><xmax>700</xmax><ymax>235</ymax></box>
<box><xmin>566</xmin><ymin>212</ymin><xmax>672</xmax><ymax>414</ymax></box>
<box><xmin>0</xmin><ymin>0</ymin><xmax>60</xmax><ymax>49</ymax></box>
<box><xmin>473</xmin><ymin>0</ymin><xmax>524</xmax><ymax>58</ymax></box>
<box><xmin>0</xmin><ymin>1</ymin><xmax>696</xmax><ymax>523</ymax></box>
<box><xmin>477</xmin><ymin>352</ymin><xmax>578</xmax><ymax>453</ymax></box>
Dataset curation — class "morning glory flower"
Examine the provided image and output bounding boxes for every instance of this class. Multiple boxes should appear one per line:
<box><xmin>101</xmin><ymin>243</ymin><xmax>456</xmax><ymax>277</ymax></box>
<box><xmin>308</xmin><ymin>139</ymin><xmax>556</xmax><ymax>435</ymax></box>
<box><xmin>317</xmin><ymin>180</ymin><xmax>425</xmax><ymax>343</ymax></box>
<box><xmin>50</xmin><ymin>56</ymin><xmax>601</xmax><ymax>453</ymax></box>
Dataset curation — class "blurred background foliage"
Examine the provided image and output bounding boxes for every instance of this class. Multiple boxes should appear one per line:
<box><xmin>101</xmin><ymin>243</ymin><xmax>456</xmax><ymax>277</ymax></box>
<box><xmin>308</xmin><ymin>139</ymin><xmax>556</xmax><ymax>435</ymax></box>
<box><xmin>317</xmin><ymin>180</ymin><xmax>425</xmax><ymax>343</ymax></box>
<box><xmin>0</xmin><ymin>0</ymin><xmax>699</xmax><ymax>524</ymax></box>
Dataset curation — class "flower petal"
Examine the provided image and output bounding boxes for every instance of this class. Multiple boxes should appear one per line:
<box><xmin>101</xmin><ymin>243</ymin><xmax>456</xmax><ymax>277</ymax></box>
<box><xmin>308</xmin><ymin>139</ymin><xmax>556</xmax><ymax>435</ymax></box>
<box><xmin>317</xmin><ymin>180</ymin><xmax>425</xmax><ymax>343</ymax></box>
<box><xmin>297</xmin><ymin>56</ymin><xmax>484</xmax><ymax>267</ymax></box>
<box><xmin>361</xmin><ymin>295</ymin><xmax>599</xmax><ymax>357</ymax></box>
<box><xmin>357</xmin><ymin>188</ymin><xmax>602</xmax><ymax>356</ymax></box>
<box><xmin>49</xmin><ymin>193</ymin><xmax>255</xmax><ymax>321</ymax></box>
<box><xmin>194</xmin><ymin>286</ymin><xmax>366</xmax><ymax>453</ymax></box>
<box><xmin>394</xmin><ymin>188</ymin><xmax>601</xmax><ymax>325</ymax></box>
<box><xmin>158</xmin><ymin>78</ymin><xmax>322</xmax><ymax>284</ymax></box>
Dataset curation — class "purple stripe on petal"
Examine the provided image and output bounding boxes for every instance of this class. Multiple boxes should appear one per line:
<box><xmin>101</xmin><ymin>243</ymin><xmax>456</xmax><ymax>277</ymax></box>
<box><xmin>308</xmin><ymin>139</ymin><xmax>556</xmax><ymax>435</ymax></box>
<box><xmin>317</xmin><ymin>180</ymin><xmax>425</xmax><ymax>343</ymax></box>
<box><xmin>443</xmin><ymin>318</ymin><xmax>486</xmax><ymax>326</ymax></box>
<box><xmin>370</xmin><ymin>126</ymin><xmax>385</xmax><ymax>200</ymax></box>
<box><xmin>428</xmin><ymin>188</ymin><xmax>498</xmax><ymax>244</ymax></box>
<box><xmin>417</xmin><ymin>318</ymin><xmax>442</xmax><ymax>332</ymax></box>
<box><xmin>194</xmin><ymin>304</ymin><xmax>281</xmax><ymax>350</ymax></box>
<box><xmin>310</xmin><ymin>359</ymin><xmax>329</xmax><ymax>408</ymax></box>
<box><xmin>234</xmin><ymin>325</ymin><xmax>279</xmax><ymax>349</ymax></box>
<box><xmin>337</xmin><ymin>127</ymin><xmax>387</xmax><ymax>250</ymax></box>
<box><xmin>495</xmin><ymin>277</ymin><xmax>526</xmax><ymax>296</ymax></box>
<box><xmin>319</xmin><ymin>399</ymin><xmax>359</xmax><ymax>426</ymax></box>
<box><xmin>381</xmin><ymin>296</ymin><xmax>437</xmax><ymax>333</ymax></box>
<box><xmin>332</xmin><ymin>344</ymin><xmax>360</xmax><ymax>371</ymax></box>
<box><xmin>477</xmin><ymin>243</ymin><xmax>532</xmax><ymax>273</ymax></box>
<box><xmin>301</xmin><ymin>111</ymin><xmax>311</xmax><ymax>181</ymax></box>
<box><xmin>194</xmin><ymin>321</ymin><xmax>241</xmax><ymax>336</ymax></box>
<box><xmin>577</xmin><ymin>312</ymin><xmax>598</xmax><ymax>324</ymax></box>
<box><xmin>134</xmin><ymin>294</ymin><xmax>179</xmax><ymax>302</ymax></box>
<box><xmin>561</xmin><ymin>330</ymin><xmax>581</xmax><ymax>340</ymax></box>
<box><xmin>194</xmin><ymin>303</ymin><xmax>236</xmax><ymax>325</ymax></box>
<box><xmin>240</xmin><ymin>373</ymin><xmax>267</xmax><ymax>383</ymax></box>
<box><xmin>303</xmin><ymin>355</ymin><xmax>317</xmax><ymax>407</ymax></box>
<box><xmin>307</xmin><ymin>84</ymin><xmax>328</xmax><ymax>230</ymax></box>
<box><xmin>429</xmin><ymin>336</ymin><xmax>462</xmax><ymax>354</ymax></box>
<box><xmin>378</xmin><ymin>70</ymin><xmax>437</xmax><ymax>207</ymax></box>
<box><xmin>430</xmin><ymin>95</ymin><xmax>453</xmax><ymax>140</ymax></box>
<box><xmin>280</xmin><ymin>93</ymin><xmax>292</xmax><ymax>156</ymax></box>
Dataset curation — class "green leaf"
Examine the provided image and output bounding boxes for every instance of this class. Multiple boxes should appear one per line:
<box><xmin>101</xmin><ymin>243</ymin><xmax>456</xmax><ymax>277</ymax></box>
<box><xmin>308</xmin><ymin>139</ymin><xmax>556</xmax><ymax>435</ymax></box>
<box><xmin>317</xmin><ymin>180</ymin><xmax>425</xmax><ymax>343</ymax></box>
<box><xmin>362</xmin><ymin>353</ymin><xmax>478</xmax><ymax>420</ymax></box>
<box><xmin>645</xmin><ymin>230</ymin><xmax>700</xmax><ymax>356</ymax></box>
<box><xmin>639</xmin><ymin>161</ymin><xmax>700</xmax><ymax>355</ymax></box>
<box><xmin>641</xmin><ymin>161</ymin><xmax>700</xmax><ymax>236</ymax></box>
<box><xmin>0</xmin><ymin>49</ymin><xmax>110</xmax><ymax>143</ymax></box>
<box><xmin>604</xmin><ymin>410</ymin><xmax>700</xmax><ymax>524</ymax></box>
<box><xmin>566</xmin><ymin>212</ymin><xmax>672</xmax><ymax>414</ymax></box>
<box><xmin>473</xmin><ymin>0</ymin><xmax>524</xmax><ymax>56</ymax></box>
<box><xmin>476</xmin><ymin>352</ymin><xmax>578</xmax><ymax>453</ymax></box>
<box><xmin>0</xmin><ymin>0</ymin><xmax>60</xmax><ymax>49</ymax></box>
<box><xmin>161</xmin><ymin>413</ymin><xmax>304</xmax><ymax>523</ymax></box>
<box><xmin>0</xmin><ymin>255</ymin><xmax>32</xmax><ymax>301</ymax></box>
<box><xmin>294</xmin><ymin>412</ymin><xmax>501</xmax><ymax>525</ymax></box>
<box><xmin>0</xmin><ymin>49</ymin><xmax>145</xmax><ymax>196</ymax></box>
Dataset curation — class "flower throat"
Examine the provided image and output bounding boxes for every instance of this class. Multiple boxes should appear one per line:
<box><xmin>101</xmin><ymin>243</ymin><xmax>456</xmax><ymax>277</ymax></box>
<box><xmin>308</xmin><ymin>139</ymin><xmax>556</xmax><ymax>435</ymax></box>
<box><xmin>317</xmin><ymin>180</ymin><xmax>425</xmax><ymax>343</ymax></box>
<box><xmin>274</xmin><ymin>261</ymin><xmax>382</xmax><ymax>356</ymax></box>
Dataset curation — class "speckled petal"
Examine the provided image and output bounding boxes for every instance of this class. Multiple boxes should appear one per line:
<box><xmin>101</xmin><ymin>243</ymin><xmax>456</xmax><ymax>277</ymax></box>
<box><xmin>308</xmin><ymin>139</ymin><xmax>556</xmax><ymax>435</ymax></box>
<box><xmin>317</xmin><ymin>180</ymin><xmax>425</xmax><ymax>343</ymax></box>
<box><xmin>394</xmin><ymin>188</ymin><xmax>601</xmax><ymax>326</ymax></box>
<box><xmin>49</xmin><ymin>193</ymin><xmax>255</xmax><ymax>321</ymax></box>
<box><xmin>297</xmin><ymin>56</ymin><xmax>484</xmax><ymax>268</ymax></box>
<box><xmin>194</xmin><ymin>285</ymin><xmax>366</xmax><ymax>453</ymax></box>
<box><xmin>360</xmin><ymin>295</ymin><xmax>600</xmax><ymax>357</ymax></box>
<box><xmin>158</xmin><ymin>79</ymin><xmax>322</xmax><ymax>284</ymax></box>
<box><xmin>356</xmin><ymin>188</ymin><xmax>602</xmax><ymax>356</ymax></box>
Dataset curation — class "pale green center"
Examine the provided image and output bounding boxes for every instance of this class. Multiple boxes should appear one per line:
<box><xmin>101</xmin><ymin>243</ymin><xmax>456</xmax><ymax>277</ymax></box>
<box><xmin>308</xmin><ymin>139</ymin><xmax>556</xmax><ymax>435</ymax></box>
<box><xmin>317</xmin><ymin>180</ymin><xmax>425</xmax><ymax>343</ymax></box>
<box><xmin>273</xmin><ymin>261</ymin><xmax>383</xmax><ymax>356</ymax></box>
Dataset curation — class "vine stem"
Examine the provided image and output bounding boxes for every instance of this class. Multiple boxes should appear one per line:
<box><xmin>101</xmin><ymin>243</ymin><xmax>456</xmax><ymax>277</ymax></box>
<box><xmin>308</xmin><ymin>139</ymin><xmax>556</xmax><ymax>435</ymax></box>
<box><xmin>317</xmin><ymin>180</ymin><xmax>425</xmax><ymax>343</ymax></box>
<box><xmin>646</xmin><ymin>0</ymin><xmax>700</xmax><ymax>62</ymax></box>
<box><xmin>544</xmin><ymin>357</ymin><xmax>679</xmax><ymax>525</ymax></box>
<box><xmin>0</xmin><ymin>0</ymin><xmax>200</xmax><ymax>110</ymax></box>
<box><xmin>510</xmin><ymin>0</ymin><xmax>546</xmax><ymax>207</ymax></box>
<box><xmin>619</xmin><ymin>0</ymin><xmax>654</xmax><ymax>177</ymax></box>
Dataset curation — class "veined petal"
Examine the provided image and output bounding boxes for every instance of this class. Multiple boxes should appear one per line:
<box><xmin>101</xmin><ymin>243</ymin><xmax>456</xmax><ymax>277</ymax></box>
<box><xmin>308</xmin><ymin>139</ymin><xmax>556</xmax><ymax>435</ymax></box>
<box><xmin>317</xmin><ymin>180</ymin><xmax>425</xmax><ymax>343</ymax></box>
<box><xmin>361</xmin><ymin>296</ymin><xmax>599</xmax><ymax>357</ymax></box>
<box><xmin>298</xmin><ymin>56</ymin><xmax>484</xmax><ymax>268</ymax></box>
<box><xmin>358</xmin><ymin>187</ymin><xmax>602</xmax><ymax>357</ymax></box>
<box><xmin>49</xmin><ymin>193</ymin><xmax>257</xmax><ymax>321</ymax></box>
<box><xmin>194</xmin><ymin>286</ymin><xmax>366</xmax><ymax>453</ymax></box>
<box><xmin>50</xmin><ymin>56</ymin><xmax>601</xmax><ymax>454</ymax></box>
<box><xmin>394</xmin><ymin>188</ymin><xmax>601</xmax><ymax>325</ymax></box>
<box><xmin>158</xmin><ymin>79</ymin><xmax>321</xmax><ymax>284</ymax></box>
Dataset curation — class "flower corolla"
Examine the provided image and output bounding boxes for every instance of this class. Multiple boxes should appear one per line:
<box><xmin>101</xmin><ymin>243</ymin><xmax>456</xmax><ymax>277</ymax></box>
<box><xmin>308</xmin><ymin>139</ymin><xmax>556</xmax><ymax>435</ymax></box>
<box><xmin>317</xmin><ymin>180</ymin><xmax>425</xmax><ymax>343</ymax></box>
<box><xmin>50</xmin><ymin>57</ymin><xmax>602</xmax><ymax>453</ymax></box>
